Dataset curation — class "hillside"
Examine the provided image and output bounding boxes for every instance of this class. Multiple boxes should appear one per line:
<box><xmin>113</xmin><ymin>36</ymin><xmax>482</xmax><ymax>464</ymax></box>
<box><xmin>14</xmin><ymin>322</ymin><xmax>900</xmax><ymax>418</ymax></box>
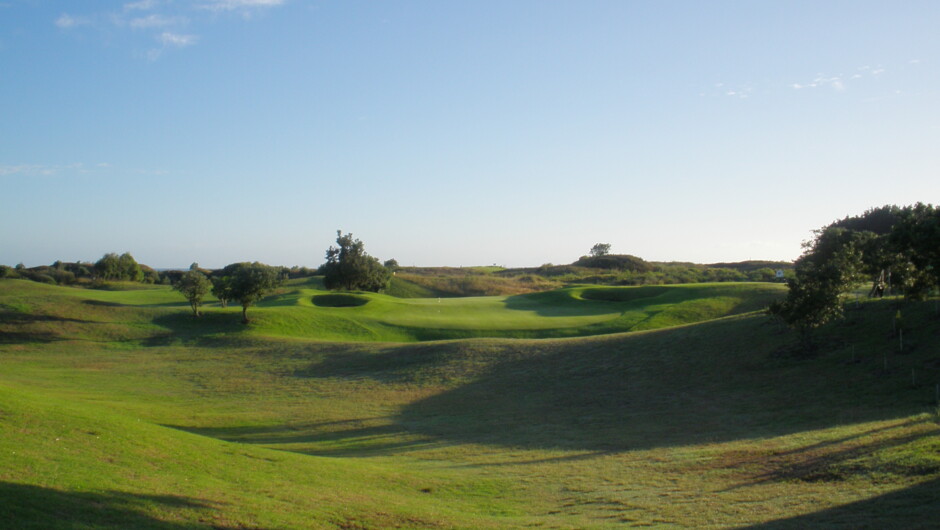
<box><xmin>1</xmin><ymin>278</ymin><xmax>939</xmax><ymax>527</ymax></box>
<box><xmin>0</xmin><ymin>278</ymin><xmax>786</xmax><ymax>343</ymax></box>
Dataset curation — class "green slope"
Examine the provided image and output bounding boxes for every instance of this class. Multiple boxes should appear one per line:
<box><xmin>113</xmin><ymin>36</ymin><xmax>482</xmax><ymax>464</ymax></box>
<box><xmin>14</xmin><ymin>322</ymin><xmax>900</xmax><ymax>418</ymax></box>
<box><xmin>0</xmin><ymin>385</ymin><xmax>520</xmax><ymax>529</ymax></box>
<box><xmin>249</xmin><ymin>280</ymin><xmax>787</xmax><ymax>341</ymax></box>
<box><xmin>2</xmin><ymin>278</ymin><xmax>939</xmax><ymax>527</ymax></box>
<box><xmin>0</xmin><ymin>278</ymin><xmax>786</xmax><ymax>342</ymax></box>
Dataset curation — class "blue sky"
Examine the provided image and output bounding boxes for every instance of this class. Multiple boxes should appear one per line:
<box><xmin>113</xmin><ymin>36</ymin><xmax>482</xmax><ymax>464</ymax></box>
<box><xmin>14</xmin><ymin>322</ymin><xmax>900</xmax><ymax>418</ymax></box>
<box><xmin>2</xmin><ymin>1</ymin><xmax>938</xmax><ymax>268</ymax></box>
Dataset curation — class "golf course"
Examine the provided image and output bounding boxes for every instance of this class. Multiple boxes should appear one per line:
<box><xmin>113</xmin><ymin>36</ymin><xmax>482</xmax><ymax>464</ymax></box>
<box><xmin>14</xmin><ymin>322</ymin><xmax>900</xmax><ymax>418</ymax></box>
<box><xmin>2</xmin><ymin>276</ymin><xmax>938</xmax><ymax>528</ymax></box>
<box><xmin>5</xmin><ymin>0</ymin><xmax>939</xmax><ymax>526</ymax></box>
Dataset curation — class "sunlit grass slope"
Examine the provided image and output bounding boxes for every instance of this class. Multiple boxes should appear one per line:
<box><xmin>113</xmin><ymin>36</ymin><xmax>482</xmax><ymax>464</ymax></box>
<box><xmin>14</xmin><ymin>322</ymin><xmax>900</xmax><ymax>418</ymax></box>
<box><xmin>2</xmin><ymin>278</ymin><xmax>939</xmax><ymax>527</ymax></box>
<box><xmin>0</xmin><ymin>277</ymin><xmax>784</xmax><ymax>342</ymax></box>
<box><xmin>246</xmin><ymin>279</ymin><xmax>786</xmax><ymax>341</ymax></box>
<box><xmin>0</xmin><ymin>386</ymin><xmax>519</xmax><ymax>529</ymax></box>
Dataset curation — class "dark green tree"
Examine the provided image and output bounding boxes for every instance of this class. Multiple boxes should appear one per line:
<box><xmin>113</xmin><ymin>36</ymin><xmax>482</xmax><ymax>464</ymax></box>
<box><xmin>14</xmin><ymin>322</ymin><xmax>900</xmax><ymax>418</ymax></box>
<box><xmin>210</xmin><ymin>274</ymin><xmax>233</xmax><ymax>308</ymax></box>
<box><xmin>174</xmin><ymin>270</ymin><xmax>212</xmax><ymax>317</ymax></box>
<box><xmin>220</xmin><ymin>262</ymin><xmax>281</xmax><ymax>323</ymax></box>
<box><xmin>769</xmin><ymin>227</ymin><xmax>867</xmax><ymax>351</ymax></box>
<box><xmin>320</xmin><ymin>231</ymin><xmax>392</xmax><ymax>292</ymax></box>
<box><xmin>118</xmin><ymin>252</ymin><xmax>143</xmax><ymax>282</ymax></box>
<box><xmin>770</xmin><ymin>204</ymin><xmax>940</xmax><ymax>349</ymax></box>
<box><xmin>94</xmin><ymin>252</ymin><xmax>143</xmax><ymax>282</ymax></box>
<box><xmin>890</xmin><ymin>203</ymin><xmax>940</xmax><ymax>298</ymax></box>
<box><xmin>590</xmin><ymin>243</ymin><xmax>611</xmax><ymax>257</ymax></box>
<box><xmin>94</xmin><ymin>253</ymin><xmax>121</xmax><ymax>280</ymax></box>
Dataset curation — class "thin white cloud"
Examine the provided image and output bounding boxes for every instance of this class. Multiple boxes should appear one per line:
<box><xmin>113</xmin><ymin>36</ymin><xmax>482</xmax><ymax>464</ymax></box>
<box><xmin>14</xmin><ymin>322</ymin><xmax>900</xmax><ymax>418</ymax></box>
<box><xmin>159</xmin><ymin>32</ymin><xmax>197</xmax><ymax>47</ymax></box>
<box><xmin>0</xmin><ymin>163</ymin><xmax>84</xmax><ymax>177</ymax></box>
<box><xmin>199</xmin><ymin>0</ymin><xmax>285</xmax><ymax>10</ymax></box>
<box><xmin>130</xmin><ymin>14</ymin><xmax>186</xmax><ymax>29</ymax></box>
<box><xmin>55</xmin><ymin>14</ymin><xmax>89</xmax><ymax>28</ymax></box>
<box><xmin>790</xmin><ymin>74</ymin><xmax>845</xmax><ymax>91</ymax></box>
<box><xmin>704</xmin><ymin>82</ymin><xmax>751</xmax><ymax>99</ymax></box>
<box><xmin>0</xmin><ymin>164</ymin><xmax>43</xmax><ymax>176</ymax></box>
<box><xmin>124</xmin><ymin>0</ymin><xmax>158</xmax><ymax>10</ymax></box>
<box><xmin>1</xmin><ymin>162</ymin><xmax>167</xmax><ymax>176</ymax></box>
<box><xmin>54</xmin><ymin>0</ymin><xmax>282</xmax><ymax>59</ymax></box>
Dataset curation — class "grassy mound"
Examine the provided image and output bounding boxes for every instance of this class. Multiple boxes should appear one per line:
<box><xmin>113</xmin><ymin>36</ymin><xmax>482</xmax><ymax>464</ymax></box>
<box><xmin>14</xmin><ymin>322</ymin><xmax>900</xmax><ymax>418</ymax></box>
<box><xmin>0</xmin><ymin>278</ymin><xmax>782</xmax><ymax>342</ymax></box>
<box><xmin>0</xmin><ymin>385</ymin><xmax>517</xmax><ymax>529</ymax></box>
<box><xmin>245</xmin><ymin>280</ymin><xmax>787</xmax><ymax>342</ymax></box>
<box><xmin>2</xmin><ymin>277</ymin><xmax>939</xmax><ymax>527</ymax></box>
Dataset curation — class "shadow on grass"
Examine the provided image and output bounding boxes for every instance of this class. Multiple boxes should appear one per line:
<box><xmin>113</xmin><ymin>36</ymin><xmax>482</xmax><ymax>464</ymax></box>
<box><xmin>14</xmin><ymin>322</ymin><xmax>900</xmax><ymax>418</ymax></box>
<box><xmin>712</xmin><ymin>419</ymin><xmax>940</xmax><ymax>494</ymax></box>
<box><xmin>177</xmin><ymin>299</ymin><xmax>940</xmax><ymax>458</ymax></box>
<box><xmin>0</xmin><ymin>481</ymin><xmax>223</xmax><ymax>529</ymax></box>
<box><xmin>293</xmin><ymin>341</ymin><xmax>485</xmax><ymax>383</ymax></box>
<box><xmin>145</xmin><ymin>311</ymin><xmax>246</xmax><ymax>346</ymax></box>
<box><xmin>171</xmin><ymin>418</ymin><xmax>446</xmax><ymax>457</ymax></box>
<box><xmin>502</xmin><ymin>290</ymin><xmax>629</xmax><ymax>318</ymax></box>
<box><xmin>82</xmin><ymin>299</ymin><xmax>126</xmax><ymax>307</ymax></box>
<box><xmin>0</xmin><ymin>310</ymin><xmax>94</xmax><ymax>343</ymax></box>
<box><xmin>743</xmin><ymin>477</ymin><xmax>940</xmax><ymax>529</ymax></box>
<box><xmin>389</xmin><ymin>311</ymin><xmax>940</xmax><ymax>452</ymax></box>
<box><xmin>0</xmin><ymin>310</ymin><xmax>91</xmax><ymax>325</ymax></box>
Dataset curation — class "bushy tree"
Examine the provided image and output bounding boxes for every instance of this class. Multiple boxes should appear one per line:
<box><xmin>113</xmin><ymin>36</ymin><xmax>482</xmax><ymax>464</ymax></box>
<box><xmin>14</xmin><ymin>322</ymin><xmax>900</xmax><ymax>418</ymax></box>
<box><xmin>320</xmin><ymin>231</ymin><xmax>392</xmax><ymax>292</ymax></box>
<box><xmin>770</xmin><ymin>226</ymin><xmax>870</xmax><ymax>349</ymax></box>
<box><xmin>175</xmin><ymin>270</ymin><xmax>212</xmax><ymax>317</ymax></box>
<box><xmin>890</xmin><ymin>203</ymin><xmax>940</xmax><ymax>298</ymax></box>
<box><xmin>219</xmin><ymin>262</ymin><xmax>281</xmax><ymax>323</ymax></box>
<box><xmin>118</xmin><ymin>252</ymin><xmax>144</xmax><ymax>282</ymax></box>
<box><xmin>94</xmin><ymin>252</ymin><xmax>143</xmax><ymax>282</ymax></box>
<box><xmin>590</xmin><ymin>243</ymin><xmax>611</xmax><ymax>257</ymax></box>
<box><xmin>210</xmin><ymin>274</ymin><xmax>233</xmax><ymax>308</ymax></box>
<box><xmin>771</xmin><ymin>204</ymin><xmax>940</xmax><ymax>349</ymax></box>
<box><xmin>94</xmin><ymin>253</ymin><xmax>120</xmax><ymax>280</ymax></box>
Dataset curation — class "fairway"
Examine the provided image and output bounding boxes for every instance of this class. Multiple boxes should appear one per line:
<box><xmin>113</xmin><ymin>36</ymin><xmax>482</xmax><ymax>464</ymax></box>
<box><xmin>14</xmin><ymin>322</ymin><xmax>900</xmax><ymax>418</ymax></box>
<box><xmin>6</xmin><ymin>1</ymin><xmax>939</xmax><ymax>527</ymax></box>
<box><xmin>0</xmin><ymin>278</ymin><xmax>784</xmax><ymax>343</ymax></box>
<box><xmin>2</xmin><ymin>278</ymin><xmax>939</xmax><ymax>528</ymax></box>
<box><xmin>229</xmin><ymin>279</ymin><xmax>786</xmax><ymax>341</ymax></box>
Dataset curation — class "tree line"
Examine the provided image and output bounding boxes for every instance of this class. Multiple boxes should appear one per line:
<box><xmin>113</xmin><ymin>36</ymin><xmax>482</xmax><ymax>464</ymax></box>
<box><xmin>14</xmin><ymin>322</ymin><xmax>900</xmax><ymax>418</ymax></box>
<box><xmin>770</xmin><ymin>203</ymin><xmax>940</xmax><ymax>349</ymax></box>
<box><xmin>174</xmin><ymin>231</ymin><xmax>394</xmax><ymax>322</ymax></box>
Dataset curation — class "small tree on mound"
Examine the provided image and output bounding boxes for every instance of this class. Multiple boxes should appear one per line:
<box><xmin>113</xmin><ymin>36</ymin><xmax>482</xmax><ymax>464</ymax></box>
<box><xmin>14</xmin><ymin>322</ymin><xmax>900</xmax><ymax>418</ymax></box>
<box><xmin>174</xmin><ymin>270</ymin><xmax>212</xmax><ymax>317</ymax></box>
<box><xmin>590</xmin><ymin>243</ymin><xmax>611</xmax><ymax>257</ymax></box>
<box><xmin>320</xmin><ymin>231</ymin><xmax>392</xmax><ymax>292</ymax></box>
<box><xmin>220</xmin><ymin>262</ymin><xmax>281</xmax><ymax>323</ymax></box>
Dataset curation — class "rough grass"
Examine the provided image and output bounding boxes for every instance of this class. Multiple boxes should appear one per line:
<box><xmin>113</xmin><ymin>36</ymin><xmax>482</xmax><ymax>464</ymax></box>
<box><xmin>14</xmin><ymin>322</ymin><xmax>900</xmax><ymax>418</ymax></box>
<box><xmin>1</xmin><ymin>278</ymin><xmax>939</xmax><ymax>528</ymax></box>
<box><xmin>394</xmin><ymin>270</ymin><xmax>560</xmax><ymax>297</ymax></box>
<box><xmin>384</xmin><ymin>275</ymin><xmax>444</xmax><ymax>298</ymax></box>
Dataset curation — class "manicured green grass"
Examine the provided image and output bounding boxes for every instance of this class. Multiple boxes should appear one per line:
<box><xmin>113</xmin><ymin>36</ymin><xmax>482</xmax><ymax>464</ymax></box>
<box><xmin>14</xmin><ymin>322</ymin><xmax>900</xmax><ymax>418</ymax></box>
<box><xmin>5</xmin><ymin>278</ymin><xmax>781</xmax><ymax>343</ymax></box>
<box><xmin>2</xmin><ymin>278</ymin><xmax>939</xmax><ymax>528</ymax></box>
<box><xmin>250</xmin><ymin>280</ymin><xmax>788</xmax><ymax>341</ymax></box>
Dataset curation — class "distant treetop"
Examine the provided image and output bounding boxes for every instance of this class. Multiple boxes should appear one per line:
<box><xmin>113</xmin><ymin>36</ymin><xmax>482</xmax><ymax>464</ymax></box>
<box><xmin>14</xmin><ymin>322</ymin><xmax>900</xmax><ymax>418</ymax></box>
<box><xmin>590</xmin><ymin>243</ymin><xmax>611</xmax><ymax>257</ymax></box>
